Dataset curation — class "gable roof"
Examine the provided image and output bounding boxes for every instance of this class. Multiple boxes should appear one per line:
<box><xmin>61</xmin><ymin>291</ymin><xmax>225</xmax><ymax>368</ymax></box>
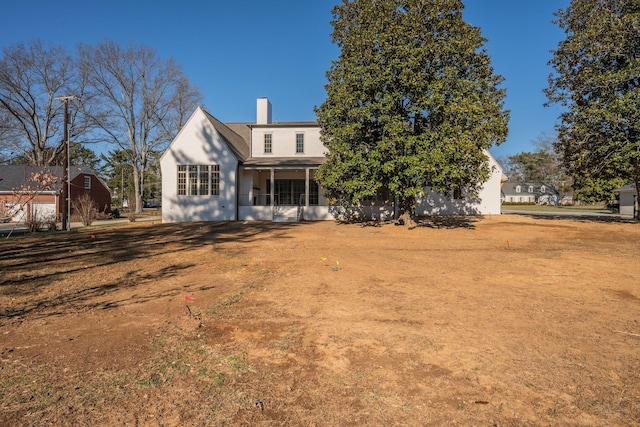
<box><xmin>612</xmin><ymin>184</ymin><xmax>636</xmax><ymax>193</ymax></box>
<box><xmin>201</xmin><ymin>109</ymin><xmax>250</xmax><ymax>161</ymax></box>
<box><xmin>174</xmin><ymin>107</ymin><xmax>320</xmax><ymax>166</ymax></box>
<box><xmin>0</xmin><ymin>165</ymin><xmax>103</xmax><ymax>193</ymax></box>
<box><xmin>502</xmin><ymin>182</ymin><xmax>559</xmax><ymax>196</ymax></box>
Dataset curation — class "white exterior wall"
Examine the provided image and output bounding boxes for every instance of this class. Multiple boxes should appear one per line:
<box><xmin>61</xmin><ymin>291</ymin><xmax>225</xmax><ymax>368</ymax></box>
<box><xmin>415</xmin><ymin>151</ymin><xmax>503</xmax><ymax>215</ymax></box>
<box><xmin>160</xmin><ymin>108</ymin><xmax>239</xmax><ymax>222</ymax></box>
<box><xmin>251</xmin><ymin>127</ymin><xmax>324</xmax><ymax>158</ymax></box>
<box><xmin>162</xmin><ymin>102</ymin><xmax>506</xmax><ymax>223</ymax></box>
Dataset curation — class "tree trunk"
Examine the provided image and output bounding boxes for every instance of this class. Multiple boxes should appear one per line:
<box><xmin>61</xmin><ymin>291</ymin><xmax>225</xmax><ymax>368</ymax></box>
<box><xmin>133</xmin><ymin>166</ymin><xmax>143</xmax><ymax>214</ymax></box>
<box><xmin>396</xmin><ymin>197</ymin><xmax>416</xmax><ymax>227</ymax></box>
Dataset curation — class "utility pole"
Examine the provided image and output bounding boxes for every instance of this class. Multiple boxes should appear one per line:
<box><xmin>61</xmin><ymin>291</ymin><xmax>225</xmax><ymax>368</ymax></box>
<box><xmin>56</xmin><ymin>96</ymin><xmax>75</xmax><ymax>231</ymax></box>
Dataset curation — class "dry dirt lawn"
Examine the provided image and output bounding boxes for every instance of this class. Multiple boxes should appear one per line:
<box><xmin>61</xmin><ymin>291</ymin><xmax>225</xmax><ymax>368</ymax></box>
<box><xmin>1</xmin><ymin>215</ymin><xmax>639</xmax><ymax>426</ymax></box>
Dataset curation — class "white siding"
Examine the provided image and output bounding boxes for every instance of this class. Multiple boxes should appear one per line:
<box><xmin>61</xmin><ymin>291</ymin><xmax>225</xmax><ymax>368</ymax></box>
<box><xmin>162</xmin><ymin>103</ymin><xmax>506</xmax><ymax>222</ymax></box>
<box><xmin>415</xmin><ymin>151</ymin><xmax>503</xmax><ymax>215</ymax></box>
<box><xmin>251</xmin><ymin>127</ymin><xmax>323</xmax><ymax>158</ymax></box>
<box><xmin>160</xmin><ymin>108</ymin><xmax>239</xmax><ymax>222</ymax></box>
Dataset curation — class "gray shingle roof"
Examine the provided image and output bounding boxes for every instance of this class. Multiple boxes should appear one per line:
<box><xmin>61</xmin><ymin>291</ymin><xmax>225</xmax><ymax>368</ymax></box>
<box><xmin>0</xmin><ymin>165</ymin><xmax>63</xmax><ymax>192</ymax></box>
<box><xmin>198</xmin><ymin>108</ymin><xmax>323</xmax><ymax>168</ymax></box>
<box><xmin>501</xmin><ymin>182</ymin><xmax>559</xmax><ymax>196</ymax></box>
<box><xmin>612</xmin><ymin>184</ymin><xmax>636</xmax><ymax>192</ymax></box>
<box><xmin>201</xmin><ymin>110</ymin><xmax>250</xmax><ymax>161</ymax></box>
<box><xmin>0</xmin><ymin>165</ymin><xmax>100</xmax><ymax>192</ymax></box>
<box><xmin>243</xmin><ymin>157</ymin><xmax>326</xmax><ymax>167</ymax></box>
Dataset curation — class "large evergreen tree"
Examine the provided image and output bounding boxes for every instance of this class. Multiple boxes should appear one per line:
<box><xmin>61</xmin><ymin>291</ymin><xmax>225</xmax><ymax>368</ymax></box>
<box><xmin>315</xmin><ymin>0</ymin><xmax>509</xmax><ymax>222</ymax></box>
<box><xmin>546</xmin><ymin>0</ymin><xmax>640</xmax><ymax>214</ymax></box>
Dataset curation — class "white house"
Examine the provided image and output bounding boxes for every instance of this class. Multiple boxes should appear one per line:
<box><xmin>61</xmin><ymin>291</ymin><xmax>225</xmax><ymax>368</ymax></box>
<box><xmin>160</xmin><ymin>98</ymin><xmax>505</xmax><ymax>223</ymax></box>
<box><xmin>501</xmin><ymin>182</ymin><xmax>560</xmax><ymax>205</ymax></box>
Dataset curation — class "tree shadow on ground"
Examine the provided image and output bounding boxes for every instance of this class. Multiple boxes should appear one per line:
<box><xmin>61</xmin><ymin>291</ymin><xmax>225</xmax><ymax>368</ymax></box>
<box><xmin>504</xmin><ymin>212</ymin><xmax>638</xmax><ymax>224</ymax></box>
<box><xmin>0</xmin><ymin>221</ymin><xmax>306</xmax><ymax>321</ymax></box>
<box><xmin>0</xmin><ymin>221</ymin><xmax>300</xmax><ymax>274</ymax></box>
<box><xmin>0</xmin><ymin>262</ymin><xmax>198</xmax><ymax>320</ymax></box>
<box><xmin>412</xmin><ymin>215</ymin><xmax>480</xmax><ymax>229</ymax></box>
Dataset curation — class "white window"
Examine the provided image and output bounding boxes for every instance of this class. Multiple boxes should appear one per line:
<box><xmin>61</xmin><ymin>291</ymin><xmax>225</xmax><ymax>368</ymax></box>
<box><xmin>177</xmin><ymin>165</ymin><xmax>187</xmax><ymax>195</ymax></box>
<box><xmin>528</xmin><ymin>185</ymin><xmax>533</xmax><ymax>193</ymax></box>
<box><xmin>296</xmin><ymin>133</ymin><xmax>304</xmax><ymax>153</ymax></box>
<box><xmin>264</xmin><ymin>133</ymin><xmax>272</xmax><ymax>153</ymax></box>
<box><xmin>177</xmin><ymin>165</ymin><xmax>219</xmax><ymax>196</ymax></box>
<box><xmin>541</xmin><ymin>185</ymin><xmax>546</xmax><ymax>193</ymax></box>
<box><xmin>516</xmin><ymin>185</ymin><xmax>521</xmax><ymax>193</ymax></box>
<box><xmin>84</xmin><ymin>176</ymin><xmax>91</xmax><ymax>190</ymax></box>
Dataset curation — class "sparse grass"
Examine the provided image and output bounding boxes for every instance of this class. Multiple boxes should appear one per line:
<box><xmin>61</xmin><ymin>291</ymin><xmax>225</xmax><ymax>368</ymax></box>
<box><xmin>206</xmin><ymin>292</ymin><xmax>244</xmax><ymax>316</ymax></box>
<box><xmin>2</xmin><ymin>217</ymin><xmax>639</xmax><ymax>425</ymax></box>
<box><xmin>218</xmin><ymin>353</ymin><xmax>254</xmax><ymax>373</ymax></box>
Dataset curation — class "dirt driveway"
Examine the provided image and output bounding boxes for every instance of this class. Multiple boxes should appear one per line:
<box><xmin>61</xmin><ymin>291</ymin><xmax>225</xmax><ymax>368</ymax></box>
<box><xmin>1</xmin><ymin>215</ymin><xmax>639</xmax><ymax>426</ymax></box>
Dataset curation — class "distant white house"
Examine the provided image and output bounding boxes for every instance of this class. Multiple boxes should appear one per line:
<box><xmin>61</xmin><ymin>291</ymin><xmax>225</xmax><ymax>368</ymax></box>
<box><xmin>501</xmin><ymin>182</ymin><xmax>560</xmax><ymax>205</ymax></box>
<box><xmin>160</xmin><ymin>98</ymin><xmax>505</xmax><ymax>223</ymax></box>
<box><xmin>613</xmin><ymin>184</ymin><xmax>637</xmax><ymax>219</ymax></box>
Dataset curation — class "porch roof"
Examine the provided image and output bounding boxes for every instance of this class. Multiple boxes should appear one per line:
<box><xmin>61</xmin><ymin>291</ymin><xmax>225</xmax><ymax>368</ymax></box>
<box><xmin>242</xmin><ymin>157</ymin><xmax>325</xmax><ymax>168</ymax></box>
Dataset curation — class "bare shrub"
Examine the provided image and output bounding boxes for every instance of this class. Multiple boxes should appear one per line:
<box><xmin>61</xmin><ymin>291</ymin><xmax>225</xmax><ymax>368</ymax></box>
<box><xmin>25</xmin><ymin>218</ymin><xmax>39</xmax><ymax>232</ymax></box>
<box><xmin>72</xmin><ymin>192</ymin><xmax>97</xmax><ymax>226</ymax></box>
<box><xmin>0</xmin><ymin>204</ymin><xmax>12</xmax><ymax>223</ymax></box>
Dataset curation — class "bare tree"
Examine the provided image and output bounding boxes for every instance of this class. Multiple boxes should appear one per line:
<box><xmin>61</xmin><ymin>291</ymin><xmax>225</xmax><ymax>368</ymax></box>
<box><xmin>0</xmin><ymin>40</ymin><xmax>81</xmax><ymax>166</ymax></box>
<box><xmin>71</xmin><ymin>192</ymin><xmax>97</xmax><ymax>226</ymax></box>
<box><xmin>78</xmin><ymin>40</ymin><xmax>201</xmax><ymax>213</ymax></box>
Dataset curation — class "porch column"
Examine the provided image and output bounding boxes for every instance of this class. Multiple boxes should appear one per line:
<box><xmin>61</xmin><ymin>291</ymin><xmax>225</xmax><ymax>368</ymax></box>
<box><xmin>270</xmin><ymin>168</ymin><xmax>275</xmax><ymax>206</ymax></box>
<box><xmin>305</xmin><ymin>168</ymin><xmax>310</xmax><ymax>207</ymax></box>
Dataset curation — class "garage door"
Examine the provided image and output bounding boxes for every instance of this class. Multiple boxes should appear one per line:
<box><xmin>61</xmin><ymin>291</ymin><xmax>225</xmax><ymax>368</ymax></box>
<box><xmin>3</xmin><ymin>203</ymin><xmax>26</xmax><ymax>223</ymax></box>
<box><xmin>31</xmin><ymin>202</ymin><xmax>57</xmax><ymax>222</ymax></box>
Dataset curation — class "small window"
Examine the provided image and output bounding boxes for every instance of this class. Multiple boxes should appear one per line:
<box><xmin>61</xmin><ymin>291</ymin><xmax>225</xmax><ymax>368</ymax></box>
<box><xmin>188</xmin><ymin>165</ymin><xmax>198</xmax><ymax>195</ymax></box>
<box><xmin>296</xmin><ymin>133</ymin><xmax>304</xmax><ymax>153</ymax></box>
<box><xmin>211</xmin><ymin>165</ymin><xmax>220</xmax><ymax>195</ymax></box>
<box><xmin>516</xmin><ymin>185</ymin><xmax>521</xmax><ymax>193</ymax></box>
<box><xmin>177</xmin><ymin>165</ymin><xmax>187</xmax><ymax>195</ymax></box>
<box><xmin>264</xmin><ymin>133</ymin><xmax>272</xmax><ymax>154</ymax></box>
<box><xmin>84</xmin><ymin>176</ymin><xmax>91</xmax><ymax>189</ymax></box>
<box><xmin>540</xmin><ymin>185</ymin><xmax>546</xmax><ymax>193</ymax></box>
<box><xmin>199</xmin><ymin>165</ymin><xmax>210</xmax><ymax>195</ymax></box>
<box><xmin>528</xmin><ymin>185</ymin><xmax>533</xmax><ymax>193</ymax></box>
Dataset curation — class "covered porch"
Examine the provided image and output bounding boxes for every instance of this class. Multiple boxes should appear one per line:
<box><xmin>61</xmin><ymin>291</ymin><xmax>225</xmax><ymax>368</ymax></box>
<box><xmin>237</xmin><ymin>158</ymin><xmax>332</xmax><ymax>221</ymax></box>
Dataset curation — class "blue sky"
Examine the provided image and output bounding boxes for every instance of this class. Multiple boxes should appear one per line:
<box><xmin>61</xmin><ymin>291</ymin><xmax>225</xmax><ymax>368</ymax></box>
<box><xmin>1</xmin><ymin>0</ymin><xmax>568</xmax><ymax>160</ymax></box>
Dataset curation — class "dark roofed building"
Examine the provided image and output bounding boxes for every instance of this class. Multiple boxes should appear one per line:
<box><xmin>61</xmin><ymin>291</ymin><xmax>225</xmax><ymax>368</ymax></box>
<box><xmin>0</xmin><ymin>165</ymin><xmax>111</xmax><ymax>224</ymax></box>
